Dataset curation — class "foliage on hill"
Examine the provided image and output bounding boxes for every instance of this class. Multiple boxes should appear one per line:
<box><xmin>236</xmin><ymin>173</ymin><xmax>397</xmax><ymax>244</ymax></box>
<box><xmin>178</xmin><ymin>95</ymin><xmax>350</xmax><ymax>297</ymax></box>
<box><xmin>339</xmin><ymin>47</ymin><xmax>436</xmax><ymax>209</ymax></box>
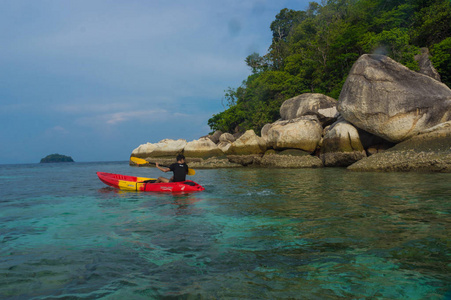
<box><xmin>40</xmin><ymin>153</ymin><xmax>74</xmax><ymax>163</ymax></box>
<box><xmin>208</xmin><ymin>0</ymin><xmax>451</xmax><ymax>134</ymax></box>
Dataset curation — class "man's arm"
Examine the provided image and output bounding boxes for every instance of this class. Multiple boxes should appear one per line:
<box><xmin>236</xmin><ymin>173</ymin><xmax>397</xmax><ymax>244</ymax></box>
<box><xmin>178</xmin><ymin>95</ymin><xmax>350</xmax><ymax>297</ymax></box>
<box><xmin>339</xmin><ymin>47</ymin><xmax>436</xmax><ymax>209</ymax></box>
<box><xmin>156</xmin><ymin>163</ymin><xmax>170</xmax><ymax>172</ymax></box>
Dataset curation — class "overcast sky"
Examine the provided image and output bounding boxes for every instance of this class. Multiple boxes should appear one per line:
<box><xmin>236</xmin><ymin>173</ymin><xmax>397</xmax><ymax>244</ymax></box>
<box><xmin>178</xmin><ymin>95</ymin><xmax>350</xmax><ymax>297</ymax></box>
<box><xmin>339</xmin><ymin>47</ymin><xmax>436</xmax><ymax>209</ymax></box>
<box><xmin>0</xmin><ymin>0</ymin><xmax>310</xmax><ymax>164</ymax></box>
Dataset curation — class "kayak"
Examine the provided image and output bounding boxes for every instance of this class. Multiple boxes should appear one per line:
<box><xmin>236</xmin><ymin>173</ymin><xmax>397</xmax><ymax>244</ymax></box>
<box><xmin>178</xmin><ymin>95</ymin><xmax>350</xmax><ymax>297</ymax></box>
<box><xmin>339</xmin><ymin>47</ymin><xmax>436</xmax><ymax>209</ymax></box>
<box><xmin>97</xmin><ymin>172</ymin><xmax>205</xmax><ymax>193</ymax></box>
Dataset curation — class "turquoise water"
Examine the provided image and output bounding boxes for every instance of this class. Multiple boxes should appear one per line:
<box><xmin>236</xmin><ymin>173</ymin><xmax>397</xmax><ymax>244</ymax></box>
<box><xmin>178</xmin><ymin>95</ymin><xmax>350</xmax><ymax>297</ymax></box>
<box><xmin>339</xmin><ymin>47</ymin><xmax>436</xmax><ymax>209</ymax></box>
<box><xmin>0</xmin><ymin>162</ymin><xmax>450</xmax><ymax>299</ymax></box>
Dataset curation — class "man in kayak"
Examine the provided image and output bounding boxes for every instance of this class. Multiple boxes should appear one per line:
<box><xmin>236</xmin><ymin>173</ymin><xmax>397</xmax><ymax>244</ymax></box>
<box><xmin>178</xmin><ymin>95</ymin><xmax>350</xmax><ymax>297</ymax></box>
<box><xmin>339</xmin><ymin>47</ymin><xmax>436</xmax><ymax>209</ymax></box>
<box><xmin>155</xmin><ymin>154</ymin><xmax>189</xmax><ymax>183</ymax></box>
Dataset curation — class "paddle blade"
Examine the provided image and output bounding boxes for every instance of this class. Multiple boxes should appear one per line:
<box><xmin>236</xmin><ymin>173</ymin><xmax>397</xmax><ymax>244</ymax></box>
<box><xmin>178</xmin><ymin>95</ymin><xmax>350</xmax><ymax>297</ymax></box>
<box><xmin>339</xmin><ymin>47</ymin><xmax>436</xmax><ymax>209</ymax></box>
<box><xmin>131</xmin><ymin>157</ymin><xmax>148</xmax><ymax>165</ymax></box>
<box><xmin>188</xmin><ymin>168</ymin><xmax>195</xmax><ymax>176</ymax></box>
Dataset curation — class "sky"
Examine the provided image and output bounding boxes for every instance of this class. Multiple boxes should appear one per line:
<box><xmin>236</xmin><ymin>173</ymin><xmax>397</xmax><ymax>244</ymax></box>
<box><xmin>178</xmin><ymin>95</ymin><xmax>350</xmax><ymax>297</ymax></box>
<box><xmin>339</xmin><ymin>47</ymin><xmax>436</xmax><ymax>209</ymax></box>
<box><xmin>0</xmin><ymin>0</ymin><xmax>310</xmax><ymax>164</ymax></box>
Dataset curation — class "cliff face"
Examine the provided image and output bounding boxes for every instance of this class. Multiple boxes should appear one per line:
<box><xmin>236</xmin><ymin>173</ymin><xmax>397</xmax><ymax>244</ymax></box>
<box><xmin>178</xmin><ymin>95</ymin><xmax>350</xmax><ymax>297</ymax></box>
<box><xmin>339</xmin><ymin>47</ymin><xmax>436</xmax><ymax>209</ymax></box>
<box><xmin>130</xmin><ymin>54</ymin><xmax>451</xmax><ymax>172</ymax></box>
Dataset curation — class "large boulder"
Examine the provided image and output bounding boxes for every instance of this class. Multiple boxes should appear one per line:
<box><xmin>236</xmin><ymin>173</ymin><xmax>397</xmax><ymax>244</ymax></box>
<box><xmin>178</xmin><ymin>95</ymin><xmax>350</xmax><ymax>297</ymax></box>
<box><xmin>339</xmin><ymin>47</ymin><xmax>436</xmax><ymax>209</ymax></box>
<box><xmin>207</xmin><ymin>130</ymin><xmax>223</xmax><ymax>144</ymax></box>
<box><xmin>263</xmin><ymin>116</ymin><xmax>323</xmax><ymax>153</ymax></box>
<box><xmin>338</xmin><ymin>54</ymin><xmax>451</xmax><ymax>143</ymax></box>
<box><xmin>261</xmin><ymin>123</ymin><xmax>272</xmax><ymax>139</ymax></box>
<box><xmin>348</xmin><ymin>121</ymin><xmax>451</xmax><ymax>172</ymax></box>
<box><xmin>184</xmin><ymin>137</ymin><xmax>223</xmax><ymax>158</ymax></box>
<box><xmin>280</xmin><ymin>93</ymin><xmax>338</xmax><ymax>126</ymax></box>
<box><xmin>216</xmin><ymin>133</ymin><xmax>236</xmax><ymax>154</ymax></box>
<box><xmin>320</xmin><ymin>120</ymin><xmax>366</xmax><ymax>167</ymax></box>
<box><xmin>131</xmin><ymin>139</ymin><xmax>187</xmax><ymax>158</ymax></box>
<box><xmin>218</xmin><ymin>142</ymin><xmax>232</xmax><ymax>153</ymax></box>
<box><xmin>219</xmin><ymin>133</ymin><xmax>236</xmax><ymax>143</ymax></box>
<box><xmin>414</xmin><ymin>47</ymin><xmax>441</xmax><ymax>81</ymax></box>
<box><xmin>227</xmin><ymin>130</ymin><xmax>267</xmax><ymax>155</ymax></box>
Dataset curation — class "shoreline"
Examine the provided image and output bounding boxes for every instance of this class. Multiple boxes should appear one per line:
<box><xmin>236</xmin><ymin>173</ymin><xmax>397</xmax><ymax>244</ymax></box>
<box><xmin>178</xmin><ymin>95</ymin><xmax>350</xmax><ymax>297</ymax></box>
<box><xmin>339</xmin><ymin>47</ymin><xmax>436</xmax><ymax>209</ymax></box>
<box><xmin>131</xmin><ymin>121</ymin><xmax>451</xmax><ymax>173</ymax></box>
<box><xmin>131</xmin><ymin>55</ymin><xmax>451</xmax><ymax>173</ymax></box>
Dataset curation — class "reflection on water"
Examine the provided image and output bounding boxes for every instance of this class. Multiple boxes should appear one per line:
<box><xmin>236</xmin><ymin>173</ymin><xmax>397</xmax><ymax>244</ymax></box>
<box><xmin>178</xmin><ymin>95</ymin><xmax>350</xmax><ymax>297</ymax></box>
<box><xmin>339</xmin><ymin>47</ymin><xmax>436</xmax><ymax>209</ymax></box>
<box><xmin>0</xmin><ymin>163</ymin><xmax>450</xmax><ymax>299</ymax></box>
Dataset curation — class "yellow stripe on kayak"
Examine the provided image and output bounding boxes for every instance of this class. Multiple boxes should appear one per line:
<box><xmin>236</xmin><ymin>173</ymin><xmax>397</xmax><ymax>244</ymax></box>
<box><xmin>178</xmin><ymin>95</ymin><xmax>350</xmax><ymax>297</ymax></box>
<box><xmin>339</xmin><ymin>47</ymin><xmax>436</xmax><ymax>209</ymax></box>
<box><xmin>117</xmin><ymin>177</ymin><xmax>156</xmax><ymax>191</ymax></box>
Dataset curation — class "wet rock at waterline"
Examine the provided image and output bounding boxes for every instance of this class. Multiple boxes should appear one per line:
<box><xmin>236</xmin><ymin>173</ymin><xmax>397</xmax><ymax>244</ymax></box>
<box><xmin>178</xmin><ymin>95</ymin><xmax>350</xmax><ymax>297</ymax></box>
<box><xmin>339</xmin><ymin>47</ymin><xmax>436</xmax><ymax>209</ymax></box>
<box><xmin>260</xmin><ymin>149</ymin><xmax>323</xmax><ymax>168</ymax></box>
<box><xmin>320</xmin><ymin>120</ymin><xmax>366</xmax><ymax>167</ymax></box>
<box><xmin>348</xmin><ymin>122</ymin><xmax>451</xmax><ymax>172</ymax></box>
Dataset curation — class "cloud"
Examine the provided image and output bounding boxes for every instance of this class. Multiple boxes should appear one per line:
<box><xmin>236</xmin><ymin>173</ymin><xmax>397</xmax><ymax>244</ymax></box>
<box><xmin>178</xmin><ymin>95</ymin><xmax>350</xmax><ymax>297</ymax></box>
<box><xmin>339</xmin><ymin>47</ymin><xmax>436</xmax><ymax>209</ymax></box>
<box><xmin>0</xmin><ymin>0</ymin><xmax>312</xmax><ymax>163</ymax></box>
<box><xmin>54</xmin><ymin>102</ymin><xmax>134</xmax><ymax>114</ymax></box>
<box><xmin>105</xmin><ymin>110</ymin><xmax>167</xmax><ymax>125</ymax></box>
<box><xmin>75</xmin><ymin>109</ymin><xmax>169</xmax><ymax>127</ymax></box>
<box><xmin>0</xmin><ymin>103</ymin><xmax>30</xmax><ymax>113</ymax></box>
<box><xmin>44</xmin><ymin>125</ymin><xmax>69</xmax><ymax>137</ymax></box>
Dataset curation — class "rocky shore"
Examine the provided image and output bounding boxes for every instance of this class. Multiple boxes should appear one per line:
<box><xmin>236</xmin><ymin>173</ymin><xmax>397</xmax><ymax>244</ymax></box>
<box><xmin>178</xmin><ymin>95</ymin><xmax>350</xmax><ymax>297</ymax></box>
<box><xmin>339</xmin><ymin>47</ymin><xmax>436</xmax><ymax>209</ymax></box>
<box><xmin>130</xmin><ymin>53</ymin><xmax>451</xmax><ymax>172</ymax></box>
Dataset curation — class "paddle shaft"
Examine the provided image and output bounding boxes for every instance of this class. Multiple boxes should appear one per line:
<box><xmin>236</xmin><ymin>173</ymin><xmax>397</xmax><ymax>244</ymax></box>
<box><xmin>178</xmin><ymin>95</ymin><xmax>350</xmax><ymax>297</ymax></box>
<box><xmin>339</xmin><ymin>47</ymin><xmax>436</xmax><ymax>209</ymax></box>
<box><xmin>148</xmin><ymin>161</ymin><xmax>168</xmax><ymax>168</ymax></box>
<box><xmin>151</xmin><ymin>162</ymin><xmax>195</xmax><ymax>176</ymax></box>
<box><xmin>130</xmin><ymin>157</ymin><xmax>195</xmax><ymax>175</ymax></box>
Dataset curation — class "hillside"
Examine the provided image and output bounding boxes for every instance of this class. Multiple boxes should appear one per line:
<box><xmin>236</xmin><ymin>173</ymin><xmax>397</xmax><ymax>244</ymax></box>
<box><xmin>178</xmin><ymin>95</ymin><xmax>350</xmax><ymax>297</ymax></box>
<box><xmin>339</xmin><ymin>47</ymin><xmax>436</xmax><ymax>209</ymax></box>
<box><xmin>208</xmin><ymin>0</ymin><xmax>451</xmax><ymax>135</ymax></box>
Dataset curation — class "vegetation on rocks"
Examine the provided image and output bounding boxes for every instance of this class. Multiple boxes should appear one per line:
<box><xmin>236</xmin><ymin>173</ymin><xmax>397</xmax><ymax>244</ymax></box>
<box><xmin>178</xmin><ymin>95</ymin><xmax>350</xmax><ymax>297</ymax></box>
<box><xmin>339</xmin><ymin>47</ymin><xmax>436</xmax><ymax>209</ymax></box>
<box><xmin>40</xmin><ymin>154</ymin><xmax>74</xmax><ymax>163</ymax></box>
<box><xmin>131</xmin><ymin>1</ymin><xmax>451</xmax><ymax>172</ymax></box>
<box><xmin>208</xmin><ymin>0</ymin><xmax>451</xmax><ymax>135</ymax></box>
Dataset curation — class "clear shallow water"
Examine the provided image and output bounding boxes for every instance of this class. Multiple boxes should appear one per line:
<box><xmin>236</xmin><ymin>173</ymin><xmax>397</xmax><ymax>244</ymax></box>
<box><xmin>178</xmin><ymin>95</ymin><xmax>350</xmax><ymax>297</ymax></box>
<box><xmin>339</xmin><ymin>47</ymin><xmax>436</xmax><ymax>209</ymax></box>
<box><xmin>0</xmin><ymin>162</ymin><xmax>450</xmax><ymax>299</ymax></box>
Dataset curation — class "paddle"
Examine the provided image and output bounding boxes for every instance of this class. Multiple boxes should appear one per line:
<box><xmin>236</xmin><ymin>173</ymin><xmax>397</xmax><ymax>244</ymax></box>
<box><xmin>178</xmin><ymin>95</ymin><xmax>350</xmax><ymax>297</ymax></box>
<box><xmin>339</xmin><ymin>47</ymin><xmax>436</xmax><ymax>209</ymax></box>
<box><xmin>130</xmin><ymin>157</ymin><xmax>195</xmax><ymax>176</ymax></box>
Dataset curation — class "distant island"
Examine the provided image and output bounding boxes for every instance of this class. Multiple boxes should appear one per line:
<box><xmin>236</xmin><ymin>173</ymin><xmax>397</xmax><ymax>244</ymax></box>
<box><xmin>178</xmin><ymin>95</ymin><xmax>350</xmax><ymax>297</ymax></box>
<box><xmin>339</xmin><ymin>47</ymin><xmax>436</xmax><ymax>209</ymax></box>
<box><xmin>40</xmin><ymin>153</ymin><xmax>74</xmax><ymax>163</ymax></box>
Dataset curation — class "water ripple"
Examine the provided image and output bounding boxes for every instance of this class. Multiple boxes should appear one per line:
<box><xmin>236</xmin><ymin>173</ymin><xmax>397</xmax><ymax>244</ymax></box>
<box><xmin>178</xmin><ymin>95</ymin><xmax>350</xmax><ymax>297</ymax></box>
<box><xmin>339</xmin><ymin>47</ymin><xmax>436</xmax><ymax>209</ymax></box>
<box><xmin>0</xmin><ymin>163</ymin><xmax>449</xmax><ymax>299</ymax></box>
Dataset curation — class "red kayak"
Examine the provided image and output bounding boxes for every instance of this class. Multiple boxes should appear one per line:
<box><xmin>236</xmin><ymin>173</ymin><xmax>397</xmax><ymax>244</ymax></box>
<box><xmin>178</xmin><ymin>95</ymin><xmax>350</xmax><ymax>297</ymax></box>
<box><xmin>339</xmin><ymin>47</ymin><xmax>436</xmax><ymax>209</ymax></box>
<box><xmin>97</xmin><ymin>172</ymin><xmax>205</xmax><ymax>193</ymax></box>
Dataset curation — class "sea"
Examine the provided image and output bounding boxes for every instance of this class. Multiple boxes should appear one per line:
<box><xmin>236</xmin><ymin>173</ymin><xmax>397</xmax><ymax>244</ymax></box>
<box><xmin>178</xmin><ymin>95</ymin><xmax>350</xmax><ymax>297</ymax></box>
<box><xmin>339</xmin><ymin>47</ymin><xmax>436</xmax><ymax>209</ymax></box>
<box><xmin>0</xmin><ymin>161</ymin><xmax>450</xmax><ymax>299</ymax></box>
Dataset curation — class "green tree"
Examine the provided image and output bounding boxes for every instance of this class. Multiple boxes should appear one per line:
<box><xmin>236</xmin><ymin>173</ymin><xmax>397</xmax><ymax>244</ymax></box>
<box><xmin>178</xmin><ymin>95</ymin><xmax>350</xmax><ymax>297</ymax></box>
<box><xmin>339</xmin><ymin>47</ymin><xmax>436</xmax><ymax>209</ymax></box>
<box><xmin>270</xmin><ymin>8</ymin><xmax>306</xmax><ymax>42</ymax></box>
<box><xmin>360</xmin><ymin>28</ymin><xmax>420</xmax><ymax>69</ymax></box>
<box><xmin>245</xmin><ymin>53</ymin><xmax>268</xmax><ymax>74</ymax></box>
<box><xmin>413</xmin><ymin>0</ymin><xmax>451</xmax><ymax>46</ymax></box>
<box><xmin>431</xmin><ymin>37</ymin><xmax>451</xmax><ymax>86</ymax></box>
<box><xmin>208</xmin><ymin>0</ymin><xmax>451</xmax><ymax>135</ymax></box>
<box><xmin>268</xmin><ymin>8</ymin><xmax>306</xmax><ymax>70</ymax></box>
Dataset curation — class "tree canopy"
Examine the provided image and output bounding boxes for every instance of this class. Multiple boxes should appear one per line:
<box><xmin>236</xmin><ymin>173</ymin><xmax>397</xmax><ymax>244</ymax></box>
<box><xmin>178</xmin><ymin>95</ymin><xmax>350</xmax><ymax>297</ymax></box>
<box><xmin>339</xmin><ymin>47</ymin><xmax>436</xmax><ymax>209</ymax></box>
<box><xmin>208</xmin><ymin>0</ymin><xmax>451</xmax><ymax>135</ymax></box>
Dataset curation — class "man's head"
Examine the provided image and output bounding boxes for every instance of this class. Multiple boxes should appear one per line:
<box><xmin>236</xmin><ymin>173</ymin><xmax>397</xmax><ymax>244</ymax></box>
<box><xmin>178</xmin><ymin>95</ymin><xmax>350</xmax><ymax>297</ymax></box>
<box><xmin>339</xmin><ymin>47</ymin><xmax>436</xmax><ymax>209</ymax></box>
<box><xmin>176</xmin><ymin>154</ymin><xmax>185</xmax><ymax>163</ymax></box>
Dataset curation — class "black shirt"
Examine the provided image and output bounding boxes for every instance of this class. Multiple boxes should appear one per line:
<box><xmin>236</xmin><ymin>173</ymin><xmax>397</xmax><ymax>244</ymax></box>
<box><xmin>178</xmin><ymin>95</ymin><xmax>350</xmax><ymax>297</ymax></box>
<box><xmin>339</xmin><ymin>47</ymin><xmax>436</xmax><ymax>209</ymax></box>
<box><xmin>169</xmin><ymin>162</ymin><xmax>188</xmax><ymax>182</ymax></box>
